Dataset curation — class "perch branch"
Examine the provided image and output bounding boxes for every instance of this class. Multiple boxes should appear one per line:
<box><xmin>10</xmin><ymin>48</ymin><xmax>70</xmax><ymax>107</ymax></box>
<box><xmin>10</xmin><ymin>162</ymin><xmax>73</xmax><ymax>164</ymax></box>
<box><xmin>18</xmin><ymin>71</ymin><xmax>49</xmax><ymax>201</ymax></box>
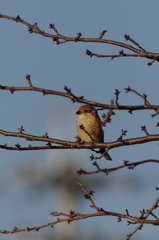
<box><xmin>1</xmin><ymin>128</ymin><xmax>159</xmax><ymax>151</ymax></box>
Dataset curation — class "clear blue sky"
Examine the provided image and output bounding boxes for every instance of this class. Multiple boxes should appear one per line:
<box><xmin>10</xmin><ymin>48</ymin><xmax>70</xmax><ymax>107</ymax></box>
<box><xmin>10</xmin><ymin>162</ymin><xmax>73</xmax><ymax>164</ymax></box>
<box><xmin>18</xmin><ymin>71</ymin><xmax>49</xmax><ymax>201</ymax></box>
<box><xmin>0</xmin><ymin>1</ymin><xmax>159</xmax><ymax>240</ymax></box>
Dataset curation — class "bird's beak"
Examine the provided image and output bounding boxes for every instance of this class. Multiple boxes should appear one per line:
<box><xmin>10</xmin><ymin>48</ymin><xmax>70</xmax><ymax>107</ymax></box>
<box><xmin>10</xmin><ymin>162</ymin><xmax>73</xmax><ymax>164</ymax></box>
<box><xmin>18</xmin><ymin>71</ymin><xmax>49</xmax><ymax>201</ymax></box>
<box><xmin>76</xmin><ymin>111</ymin><xmax>79</xmax><ymax>115</ymax></box>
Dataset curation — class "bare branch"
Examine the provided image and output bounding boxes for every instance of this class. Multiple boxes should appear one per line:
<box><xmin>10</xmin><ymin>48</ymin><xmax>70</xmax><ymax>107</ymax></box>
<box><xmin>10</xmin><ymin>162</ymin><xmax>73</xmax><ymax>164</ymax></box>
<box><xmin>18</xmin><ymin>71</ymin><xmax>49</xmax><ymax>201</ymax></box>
<box><xmin>0</xmin><ymin>179</ymin><xmax>158</xmax><ymax>235</ymax></box>
<box><xmin>98</xmin><ymin>30</ymin><xmax>107</xmax><ymax>39</ymax></box>
<box><xmin>86</xmin><ymin>49</ymin><xmax>139</xmax><ymax>60</ymax></box>
<box><xmin>0</xmin><ymin>13</ymin><xmax>159</xmax><ymax>239</ymax></box>
<box><xmin>77</xmin><ymin>159</ymin><xmax>159</xmax><ymax>175</ymax></box>
<box><xmin>1</xmin><ymin>128</ymin><xmax>159</xmax><ymax>152</ymax></box>
<box><xmin>125</xmin><ymin>86</ymin><xmax>150</xmax><ymax>105</ymax></box>
<box><xmin>1</xmin><ymin>14</ymin><xmax>159</xmax><ymax>64</ymax></box>
<box><xmin>25</xmin><ymin>74</ymin><xmax>33</xmax><ymax>87</ymax></box>
<box><xmin>117</xmin><ymin>130</ymin><xmax>127</xmax><ymax>141</ymax></box>
<box><xmin>125</xmin><ymin>196</ymin><xmax>159</xmax><ymax>240</ymax></box>
<box><xmin>0</xmin><ymin>81</ymin><xmax>159</xmax><ymax>113</ymax></box>
<box><xmin>124</xmin><ymin>34</ymin><xmax>146</xmax><ymax>52</ymax></box>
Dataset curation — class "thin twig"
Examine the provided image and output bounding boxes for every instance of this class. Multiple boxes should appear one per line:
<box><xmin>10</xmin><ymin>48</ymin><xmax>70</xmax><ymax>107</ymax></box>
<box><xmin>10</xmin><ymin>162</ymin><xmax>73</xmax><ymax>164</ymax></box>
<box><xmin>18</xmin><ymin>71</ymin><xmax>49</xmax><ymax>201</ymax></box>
<box><xmin>125</xmin><ymin>86</ymin><xmax>150</xmax><ymax>105</ymax></box>
<box><xmin>77</xmin><ymin>159</ymin><xmax>159</xmax><ymax>175</ymax></box>
<box><xmin>125</xmin><ymin>196</ymin><xmax>159</xmax><ymax>240</ymax></box>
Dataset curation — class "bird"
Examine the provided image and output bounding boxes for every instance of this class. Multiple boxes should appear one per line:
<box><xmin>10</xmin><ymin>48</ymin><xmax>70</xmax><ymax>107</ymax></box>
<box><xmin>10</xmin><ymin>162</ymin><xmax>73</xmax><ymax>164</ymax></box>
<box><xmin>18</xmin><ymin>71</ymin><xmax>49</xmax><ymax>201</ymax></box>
<box><xmin>76</xmin><ymin>105</ymin><xmax>112</xmax><ymax>160</ymax></box>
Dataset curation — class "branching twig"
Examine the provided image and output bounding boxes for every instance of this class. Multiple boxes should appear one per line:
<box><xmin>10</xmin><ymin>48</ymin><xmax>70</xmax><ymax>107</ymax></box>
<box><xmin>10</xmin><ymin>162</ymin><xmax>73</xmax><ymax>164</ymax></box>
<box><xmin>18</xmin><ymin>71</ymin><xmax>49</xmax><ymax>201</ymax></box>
<box><xmin>0</xmin><ymin>179</ymin><xmax>158</xmax><ymax>235</ymax></box>
<box><xmin>1</xmin><ymin>14</ymin><xmax>159</xmax><ymax>65</ymax></box>
<box><xmin>86</xmin><ymin>49</ymin><xmax>139</xmax><ymax>60</ymax></box>
<box><xmin>124</xmin><ymin>34</ymin><xmax>147</xmax><ymax>52</ymax></box>
<box><xmin>73</xmin><ymin>178</ymin><xmax>100</xmax><ymax>213</ymax></box>
<box><xmin>1</xmin><ymin>128</ymin><xmax>159</xmax><ymax>151</ymax></box>
<box><xmin>125</xmin><ymin>195</ymin><xmax>159</xmax><ymax>240</ymax></box>
<box><xmin>77</xmin><ymin>159</ymin><xmax>159</xmax><ymax>175</ymax></box>
<box><xmin>125</xmin><ymin>86</ymin><xmax>150</xmax><ymax>105</ymax></box>
<box><xmin>0</xmin><ymin>80</ymin><xmax>159</xmax><ymax>114</ymax></box>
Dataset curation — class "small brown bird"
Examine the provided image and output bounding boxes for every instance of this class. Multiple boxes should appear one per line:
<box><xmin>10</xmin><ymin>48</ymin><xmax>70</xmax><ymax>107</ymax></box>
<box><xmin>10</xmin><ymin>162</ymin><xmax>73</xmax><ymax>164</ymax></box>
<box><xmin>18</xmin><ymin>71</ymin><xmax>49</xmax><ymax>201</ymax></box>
<box><xmin>76</xmin><ymin>105</ymin><xmax>112</xmax><ymax>160</ymax></box>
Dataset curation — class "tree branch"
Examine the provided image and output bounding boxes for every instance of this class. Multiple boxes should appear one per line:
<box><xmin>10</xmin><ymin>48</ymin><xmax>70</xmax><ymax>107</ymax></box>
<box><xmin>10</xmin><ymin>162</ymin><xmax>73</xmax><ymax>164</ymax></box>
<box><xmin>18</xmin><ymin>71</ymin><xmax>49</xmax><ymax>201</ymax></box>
<box><xmin>0</xmin><ymin>80</ymin><xmax>159</xmax><ymax>113</ymax></box>
<box><xmin>1</xmin><ymin>127</ymin><xmax>159</xmax><ymax>152</ymax></box>
<box><xmin>0</xmin><ymin>179</ymin><xmax>158</xmax><ymax>235</ymax></box>
<box><xmin>77</xmin><ymin>159</ymin><xmax>159</xmax><ymax>175</ymax></box>
<box><xmin>125</xmin><ymin>195</ymin><xmax>159</xmax><ymax>240</ymax></box>
<box><xmin>1</xmin><ymin>14</ymin><xmax>159</xmax><ymax>65</ymax></box>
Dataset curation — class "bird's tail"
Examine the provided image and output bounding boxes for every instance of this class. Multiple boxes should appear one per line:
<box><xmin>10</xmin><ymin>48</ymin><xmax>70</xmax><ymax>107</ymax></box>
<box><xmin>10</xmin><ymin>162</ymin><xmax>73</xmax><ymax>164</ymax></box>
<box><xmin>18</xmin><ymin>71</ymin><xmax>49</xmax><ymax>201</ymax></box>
<box><xmin>100</xmin><ymin>148</ymin><xmax>112</xmax><ymax>160</ymax></box>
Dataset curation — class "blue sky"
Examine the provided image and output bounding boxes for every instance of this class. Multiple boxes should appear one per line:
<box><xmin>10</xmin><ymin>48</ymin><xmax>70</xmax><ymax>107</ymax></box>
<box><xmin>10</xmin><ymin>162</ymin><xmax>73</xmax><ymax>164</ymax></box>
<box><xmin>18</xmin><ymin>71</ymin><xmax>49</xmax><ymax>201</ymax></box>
<box><xmin>0</xmin><ymin>1</ymin><xmax>159</xmax><ymax>240</ymax></box>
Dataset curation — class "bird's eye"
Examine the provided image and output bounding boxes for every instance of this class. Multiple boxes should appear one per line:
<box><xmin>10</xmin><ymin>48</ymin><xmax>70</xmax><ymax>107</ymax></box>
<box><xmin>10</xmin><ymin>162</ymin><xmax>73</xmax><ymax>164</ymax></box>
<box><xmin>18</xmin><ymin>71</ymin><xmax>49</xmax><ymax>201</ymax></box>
<box><xmin>84</xmin><ymin>110</ymin><xmax>88</xmax><ymax>113</ymax></box>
